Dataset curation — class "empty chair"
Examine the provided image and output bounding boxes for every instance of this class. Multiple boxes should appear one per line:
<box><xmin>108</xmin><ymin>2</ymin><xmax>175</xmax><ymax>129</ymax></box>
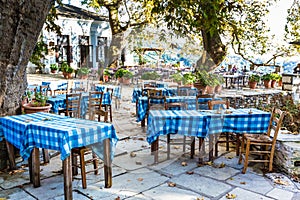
<box><xmin>207</xmin><ymin>100</ymin><xmax>236</xmax><ymax>160</ymax></box>
<box><xmin>66</xmin><ymin>92</ymin><xmax>102</xmax><ymax>189</ymax></box>
<box><xmin>196</xmin><ymin>94</ymin><xmax>214</xmax><ymax>110</ymax></box>
<box><xmin>59</xmin><ymin>93</ymin><xmax>82</xmax><ymax>118</ymax></box>
<box><xmin>177</xmin><ymin>86</ymin><xmax>192</xmax><ymax>96</ymax></box>
<box><xmin>165</xmin><ymin>102</ymin><xmax>195</xmax><ymax>159</ymax></box>
<box><xmin>88</xmin><ymin>91</ymin><xmax>108</xmax><ymax>122</ymax></box>
<box><xmin>238</xmin><ymin>108</ymin><xmax>285</xmax><ymax>174</ymax></box>
<box><xmin>101</xmin><ymin>88</ymin><xmax>113</xmax><ymax>122</ymax></box>
<box><xmin>39</xmin><ymin>85</ymin><xmax>52</xmax><ymax>96</ymax></box>
<box><xmin>54</xmin><ymin>82</ymin><xmax>68</xmax><ymax>95</ymax></box>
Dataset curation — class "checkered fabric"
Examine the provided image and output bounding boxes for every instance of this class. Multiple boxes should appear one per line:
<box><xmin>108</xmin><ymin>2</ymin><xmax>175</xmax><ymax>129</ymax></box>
<box><xmin>136</xmin><ymin>96</ymin><xmax>221</xmax><ymax>122</ymax></box>
<box><xmin>95</xmin><ymin>85</ymin><xmax>121</xmax><ymax>99</ymax></box>
<box><xmin>221</xmin><ymin>108</ymin><xmax>271</xmax><ymax>133</ymax></box>
<box><xmin>132</xmin><ymin>88</ymin><xmax>175</xmax><ymax>103</ymax></box>
<box><xmin>47</xmin><ymin>92</ymin><xmax>111</xmax><ymax>117</ymax></box>
<box><xmin>147</xmin><ymin>108</ymin><xmax>271</xmax><ymax>144</ymax></box>
<box><xmin>0</xmin><ymin>113</ymin><xmax>67</xmax><ymax>147</ymax></box>
<box><xmin>147</xmin><ymin>110</ymin><xmax>208</xmax><ymax>144</ymax></box>
<box><xmin>0</xmin><ymin>112</ymin><xmax>118</xmax><ymax>161</ymax></box>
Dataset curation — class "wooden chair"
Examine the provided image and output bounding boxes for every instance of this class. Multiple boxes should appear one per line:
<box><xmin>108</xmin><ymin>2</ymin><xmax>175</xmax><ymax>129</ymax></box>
<box><xmin>39</xmin><ymin>85</ymin><xmax>52</xmax><ymax>96</ymax></box>
<box><xmin>59</xmin><ymin>93</ymin><xmax>82</xmax><ymax>118</ymax></box>
<box><xmin>88</xmin><ymin>91</ymin><xmax>108</xmax><ymax>122</ymax></box>
<box><xmin>177</xmin><ymin>86</ymin><xmax>192</xmax><ymax>96</ymax></box>
<box><xmin>238</xmin><ymin>108</ymin><xmax>285</xmax><ymax>174</ymax></box>
<box><xmin>101</xmin><ymin>88</ymin><xmax>113</xmax><ymax>122</ymax></box>
<box><xmin>207</xmin><ymin>100</ymin><xmax>236</xmax><ymax>160</ymax></box>
<box><xmin>69</xmin><ymin>92</ymin><xmax>103</xmax><ymax>189</ymax></box>
<box><xmin>54</xmin><ymin>82</ymin><xmax>69</xmax><ymax>95</ymax></box>
<box><xmin>165</xmin><ymin>102</ymin><xmax>195</xmax><ymax>159</ymax></box>
<box><xmin>196</xmin><ymin>94</ymin><xmax>214</xmax><ymax>110</ymax></box>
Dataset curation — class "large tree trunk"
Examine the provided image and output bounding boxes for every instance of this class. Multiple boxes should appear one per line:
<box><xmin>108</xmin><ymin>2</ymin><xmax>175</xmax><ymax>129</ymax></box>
<box><xmin>0</xmin><ymin>0</ymin><xmax>53</xmax><ymax>169</ymax></box>
<box><xmin>0</xmin><ymin>0</ymin><xmax>53</xmax><ymax>117</ymax></box>
<box><xmin>196</xmin><ymin>28</ymin><xmax>226</xmax><ymax>72</ymax></box>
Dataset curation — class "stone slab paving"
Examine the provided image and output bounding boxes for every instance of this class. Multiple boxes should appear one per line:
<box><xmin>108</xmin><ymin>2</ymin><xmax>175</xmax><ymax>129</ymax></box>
<box><xmin>0</xmin><ymin>75</ymin><xmax>299</xmax><ymax>199</ymax></box>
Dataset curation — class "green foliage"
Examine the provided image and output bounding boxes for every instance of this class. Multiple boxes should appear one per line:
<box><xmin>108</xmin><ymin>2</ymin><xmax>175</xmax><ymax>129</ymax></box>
<box><xmin>249</xmin><ymin>74</ymin><xmax>261</xmax><ymax>82</ymax></box>
<box><xmin>115</xmin><ymin>68</ymin><xmax>133</xmax><ymax>79</ymax></box>
<box><xmin>103</xmin><ymin>69</ymin><xmax>111</xmax><ymax>77</ymax></box>
<box><xmin>29</xmin><ymin>37</ymin><xmax>48</xmax><ymax>73</ymax></box>
<box><xmin>195</xmin><ymin>70</ymin><xmax>210</xmax><ymax>86</ymax></box>
<box><xmin>77</xmin><ymin>67</ymin><xmax>90</xmax><ymax>75</ymax></box>
<box><xmin>261</xmin><ymin>73</ymin><xmax>272</xmax><ymax>81</ymax></box>
<box><xmin>60</xmin><ymin>62</ymin><xmax>74</xmax><ymax>73</ymax></box>
<box><xmin>182</xmin><ymin>72</ymin><xmax>196</xmax><ymax>85</ymax></box>
<box><xmin>141</xmin><ymin>71</ymin><xmax>160</xmax><ymax>80</ymax></box>
<box><xmin>50</xmin><ymin>64</ymin><xmax>58</xmax><ymax>71</ymax></box>
<box><xmin>270</xmin><ymin>73</ymin><xmax>281</xmax><ymax>81</ymax></box>
<box><xmin>27</xmin><ymin>92</ymin><xmax>48</xmax><ymax>107</ymax></box>
<box><xmin>170</xmin><ymin>73</ymin><xmax>183</xmax><ymax>82</ymax></box>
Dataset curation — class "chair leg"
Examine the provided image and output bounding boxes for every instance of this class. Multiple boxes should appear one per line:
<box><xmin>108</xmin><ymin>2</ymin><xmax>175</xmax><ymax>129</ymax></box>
<box><xmin>190</xmin><ymin>137</ymin><xmax>195</xmax><ymax>159</ymax></box>
<box><xmin>71</xmin><ymin>151</ymin><xmax>78</xmax><ymax>176</ymax></box>
<box><xmin>92</xmin><ymin>153</ymin><xmax>99</xmax><ymax>175</ymax></box>
<box><xmin>242</xmin><ymin>140</ymin><xmax>251</xmax><ymax>174</ymax></box>
<box><xmin>183</xmin><ymin>136</ymin><xmax>186</xmax><ymax>153</ymax></box>
<box><xmin>79</xmin><ymin>150</ymin><xmax>87</xmax><ymax>189</ymax></box>
<box><xmin>42</xmin><ymin>149</ymin><xmax>50</xmax><ymax>164</ymax></box>
<box><xmin>226</xmin><ymin>133</ymin><xmax>230</xmax><ymax>151</ymax></box>
<box><xmin>208</xmin><ymin>134</ymin><xmax>214</xmax><ymax>161</ymax></box>
<box><xmin>109</xmin><ymin>105</ymin><xmax>113</xmax><ymax>122</ymax></box>
<box><xmin>238</xmin><ymin>135</ymin><xmax>245</xmax><ymax>164</ymax></box>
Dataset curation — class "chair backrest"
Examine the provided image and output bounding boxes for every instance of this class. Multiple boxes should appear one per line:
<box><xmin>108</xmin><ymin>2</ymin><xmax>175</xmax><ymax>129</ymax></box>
<box><xmin>39</xmin><ymin>85</ymin><xmax>52</xmax><ymax>96</ymax></box>
<box><xmin>207</xmin><ymin>100</ymin><xmax>230</xmax><ymax>110</ymax></box>
<box><xmin>54</xmin><ymin>82</ymin><xmax>69</xmax><ymax>95</ymax></box>
<box><xmin>66</xmin><ymin>93</ymin><xmax>82</xmax><ymax>118</ymax></box>
<box><xmin>177</xmin><ymin>86</ymin><xmax>192</xmax><ymax>96</ymax></box>
<box><xmin>106</xmin><ymin>88</ymin><xmax>114</xmax><ymax>100</ymax></box>
<box><xmin>196</xmin><ymin>94</ymin><xmax>214</xmax><ymax>110</ymax></box>
<box><xmin>148</xmin><ymin>96</ymin><xmax>166</xmax><ymax>111</ymax></box>
<box><xmin>88</xmin><ymin>91</ymin><xmax>107</xmax><ymax>121</ymax></box>
<box><xmin>267</xmin><ymin>108</ymin><xmax>285</xmax><ymax>142</ymax></box>
<box><xmin>148</xmin><ymin>89</ymin><xmax>163</xmax><ymax>97</ymax></box>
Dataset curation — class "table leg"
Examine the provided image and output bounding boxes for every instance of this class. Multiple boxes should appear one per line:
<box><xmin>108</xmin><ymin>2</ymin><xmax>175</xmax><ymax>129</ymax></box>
<box><xmin>198</xmin><ymin>137</ymin><xmax>204</xmax><ymax>164</ymax></box>
<box><xmin>63</xmin><ymin>156</ymin><xmax>72</xmax><ymax>200</ymax></box>
<box><xmin>151</xmin><ymin>137</ymin><xmax>159</xmax><ymax>164</ymax></box>
<box><xmin>208</xmin><ymin>135</ymin><xmax>214</xmax><ymax>161</ymax></box>
<box><xmin>5</xmin><ymin>140</ymin><xmax>16</xmax><ymax>170</ymax></box>
<box><xmin>141</xmin><ymin>118</ymin><xmax>145</xmax><ymax>127</ymax></box>
<box><xmin>104</xmin><ymin>138</ymin><xmax>112</xmax><ymax>188</ymax></box>
<box><xmin>31</xmin><ymin>147</ymin><xmax>40</xmax><ymax>187</ymax></box>
<box><xmin>236</xmin><ymin>133</ymin><xmax>241</xmax><ymax>156</ymax></box>
<box><xmin>190</xmin><ymin>137</ymin><xmax>195</xmax><ymax>159</ymax></box>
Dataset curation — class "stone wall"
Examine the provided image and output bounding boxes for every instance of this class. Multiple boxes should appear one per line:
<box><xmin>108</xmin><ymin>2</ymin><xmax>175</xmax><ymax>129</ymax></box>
<box><xmin>274</xmin><ymin>131</ymin><xmax>300</xmax><ymax>178</ymax></box>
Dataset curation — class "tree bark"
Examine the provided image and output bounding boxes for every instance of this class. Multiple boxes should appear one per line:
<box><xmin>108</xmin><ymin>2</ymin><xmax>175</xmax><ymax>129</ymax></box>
<box><xmin>196</xmin><ymin>28</ymin><xmax>226</xmax><ymax>72</ymax></box>
<box><xmin>0</xmin><ymin>0</ymin><xmax>54</xmax><ymax>117</ymax></box>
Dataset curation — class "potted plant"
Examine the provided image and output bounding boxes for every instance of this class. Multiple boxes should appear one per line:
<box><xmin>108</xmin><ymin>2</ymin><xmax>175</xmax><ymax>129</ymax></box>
<box><xmin>50</xmin><ymin>63</ymin><xmax>58</xmax><ymax>73</ymax></box>
<box><xmin>248</xmin><ymin>74</ymin><xmax>260</xmax><ymax>89</ymax></box>
<box><xmin>194</xmin><ymin>70</ymin><xmax>212</xmax><ymax>94</ymax></box>
<box><xmin>141</xmin><ymin>71</ymin><xmax>160</xmax><ymax>80</ymax></box>
<box><xmin>182</xmin><ymin>72</ymin><xmax>196</xmax><ymax>86</ymax></box>
<box><xmin>270</xmin><ymin>73</ymin><xmax>281</xmax><ymax>88</ymax></box>
<box><xmin>214</xmin><ymin>75</ymin><xmax>224</xmax><ymax>94</ymax></box>
<box><xmin>77</xmin><ymin>67</ymin><xmax>90</xmax><ymax>79</ymax></box>
<box><xmin>60</xmin><ymin>62</ymin><xmax>74</xmax><ymax>79</ymax></box>
<box><xmin>103</xmin><ymin>69</ymin><xmax>111</xmax><ymax>82</ymax></box>
<box><xmin>115</xmin><ymin>68</ymin><xmax>133</xmax><ymax>84</ymax></box>
<box><xmin>170</xmin><ymin>73</ymin><xmax>183</xmax><ymax>85</ymax></box>
<box><xmin>22</xmin><ymin>91</ymin><xmax>52</xmax><ymax>114</ymax></box>
<box><xmin>261</xmin><ymin>73</ymin><xmax>272</xmax><ymax>88</ymax></box>
<box><xmin>122</xmin><ymin>70</ymin><xmax>134</xmax><ymax>85</ymax></box>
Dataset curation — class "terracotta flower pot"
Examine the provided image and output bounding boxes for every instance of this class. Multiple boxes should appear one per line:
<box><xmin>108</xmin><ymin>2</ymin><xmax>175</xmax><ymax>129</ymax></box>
<box><xmin>249</xmin><ymin>81</ymin><xmax>257</xmax><ymax>89</ymax></box>
<box><xmin>264</xmin><ymin>80</ymin><xmax>271</xmax><ymax>89</ymax></box>
<box><xmin>271</xmin><ymin>80</ymin><xmax>276</xmax><ymax>88</ymax></box>
<box><xmin>206</xmin><ymin>86</ymin><xmax>215</xmax><ymax>94</ymax></box>
<box><xmin>22</xmin><ymin>103</ymin><xmax>52</xmax><ymax>114</ymax></box>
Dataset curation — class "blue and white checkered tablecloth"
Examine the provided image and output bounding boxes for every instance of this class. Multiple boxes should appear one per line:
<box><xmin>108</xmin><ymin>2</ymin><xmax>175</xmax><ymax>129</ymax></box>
<box><xmin>47</xmin><ymin>92</ymin><xmax>111</xmax><ymax>117</ymax></box>
<box><xmin>147</xmin><ymin>110</ymin><xmax>208</xmax><ymax>144</ymax></box>
<box><xmin>0</xmin><ymin>113</ymin><xmax>67</xmax><ymax>147</ymax></box>
<box><xmin>95</xmin><ymin>84</ymin><xmax>121</xmax><ymax>99</ymax></box>
<box><xmin>136</xmin><ymin>96</ymin><xmax>221</xmax><ymax>122</ymax></box>
<box><xmin>147</xmin><ymin>108</ymin><xmax>271</xmax><ymax>144</ymax></box>
<box><xmin>0</xmin><ymin>112</ymin><xmax>118</xmax><ymax>161</ymax></box>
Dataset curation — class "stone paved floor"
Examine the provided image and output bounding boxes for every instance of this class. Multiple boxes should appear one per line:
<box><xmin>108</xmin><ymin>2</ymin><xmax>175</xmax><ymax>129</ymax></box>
<box><xmin>0</xmin><ymin>74</ymin><xmax>299</xmax><ymax>199</ymax></box>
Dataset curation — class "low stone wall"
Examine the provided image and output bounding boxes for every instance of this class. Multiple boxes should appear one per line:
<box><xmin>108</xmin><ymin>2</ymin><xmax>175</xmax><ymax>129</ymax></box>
<box><xmin>274</xmin><ymin>131</ymin><xmax>300</xmax><ymax>178</ymax></box>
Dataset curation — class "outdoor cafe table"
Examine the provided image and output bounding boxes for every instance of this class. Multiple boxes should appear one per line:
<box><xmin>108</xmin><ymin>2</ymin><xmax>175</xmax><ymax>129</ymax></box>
<box><xmin>95</xmin><ymin>84</ymin><xmax>122</xmax><ymax>99</ymax></box>
<box><xmin>147</xmin><ymin>108</ymin><xmax>271</xmax><ymax>163</ymax></box>
<box><xmin>0</xmin><ymin>112</ymin><xmax>118</xmax><ymax>200</ymax></box>
<box><xmin>136</xmin><ymin>96</ymin><xmax>221</xmax><ymax>126</ymax></box>
<box><xmin>47</xmin><ymin>92</ymin><xmax>112</xmax><ymax>118</ymax></box>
